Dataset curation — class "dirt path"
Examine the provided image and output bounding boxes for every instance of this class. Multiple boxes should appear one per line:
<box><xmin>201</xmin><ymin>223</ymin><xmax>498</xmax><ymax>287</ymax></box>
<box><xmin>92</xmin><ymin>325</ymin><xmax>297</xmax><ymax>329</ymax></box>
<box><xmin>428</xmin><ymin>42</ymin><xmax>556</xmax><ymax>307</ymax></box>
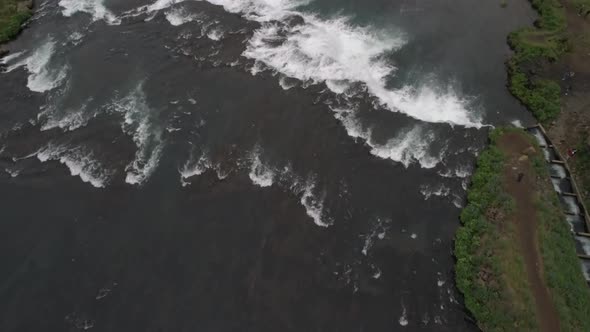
<box><xmin>497</xmin><ymin>133</ymin><xmax>561</xmax><ymax>332</ymax></box>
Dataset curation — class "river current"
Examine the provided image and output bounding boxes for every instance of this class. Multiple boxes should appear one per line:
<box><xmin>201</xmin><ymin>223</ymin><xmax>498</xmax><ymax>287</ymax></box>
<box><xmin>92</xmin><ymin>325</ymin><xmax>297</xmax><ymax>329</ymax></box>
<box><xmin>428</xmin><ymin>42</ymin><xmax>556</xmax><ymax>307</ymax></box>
<box><xmin>0</xmin><ymin>0</ymin><xmax>536</xmax><ymax>330</ymax></box>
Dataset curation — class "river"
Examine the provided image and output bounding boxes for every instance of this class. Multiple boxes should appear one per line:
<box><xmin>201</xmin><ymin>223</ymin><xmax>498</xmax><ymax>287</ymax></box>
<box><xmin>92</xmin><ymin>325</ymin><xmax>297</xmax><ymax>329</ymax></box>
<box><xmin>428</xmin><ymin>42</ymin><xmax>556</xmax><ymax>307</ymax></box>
<box><xmin>0</xmin><ymin>0</ymin><xmax>536</xmax><ymax>330</ymax></box>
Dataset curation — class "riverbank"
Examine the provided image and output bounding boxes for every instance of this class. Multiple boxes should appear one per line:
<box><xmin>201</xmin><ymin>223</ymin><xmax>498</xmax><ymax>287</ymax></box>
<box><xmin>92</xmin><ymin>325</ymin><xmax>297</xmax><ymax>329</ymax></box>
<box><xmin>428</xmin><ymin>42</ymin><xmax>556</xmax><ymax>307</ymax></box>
<box><xmin>507</xmin><ymin>0</ymin><xmax>590</xmax><ymax>205</ymax></box>
<box><xmin>0</xmin><ymin>0</ymin><xmax>32</xmax><ymax>54</ymax></box>
<box><xmin>455</xmin><ymin>128</ymin><xmax>590</xmax><ymax>331</ymax></box>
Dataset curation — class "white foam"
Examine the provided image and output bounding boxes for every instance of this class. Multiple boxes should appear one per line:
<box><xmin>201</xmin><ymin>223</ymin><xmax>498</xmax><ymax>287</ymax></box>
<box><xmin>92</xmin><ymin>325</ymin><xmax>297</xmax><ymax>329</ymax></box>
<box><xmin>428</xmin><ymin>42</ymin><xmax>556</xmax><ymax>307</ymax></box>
<box><xmin>452</xmin><ymin>194</ymin><xmax>464</xmax><ymax>208</ymax></box>
<box><xmin>563</xmin><ymin>196</ymin><xmax>581</xmax><ymax>215</ymax></box>
<box><xmin>511</xmin><ymin>119</ymin><xmax>523</xmax><ymax>128</ymax></box>
<box><xmin>165</xmin><ymin>7</ymin><xmax>201</xmax><ymax>26</ymax></box>
<box><xmin>41</xmin><ymin>101</ymin><xmax>92</xmax><ymax>132</ymax></box>
<box><xmin>108</xmin><ymin>85</ymin><xmax>164</xmax><ymax>185</ymax></box>
<box><xmin>550</xmin><ymin>164</ymin><xmax>566</xmax><ymax>179</ymax></box>
<box><xmin>59</xmin><ymin>0</ymin><xmax>120</xmax><ymax>24</ymax></box>
<box><xmin>581</xmin><ymin>261</ymin><xmax>590</xmax><ymax>281</ymax></box>
<box><xmin>10</xmin><ymin>39</ymin><xmax>68</xmax><ymax>93</ymax></box>
<box><xmin>179</xmin><ymin>153</ymin><xmax>212</xmax><ymax>186</ymax></box>
<box><xmin>531</xmin><ymin>129</ymin><xmax>548</xmax><ymax>147</ymax></box>
<box><xmin>278</xmin><ymin>76</ymin><xmax>297</xmax><ymax>90</ymax></box>
<box><xmin>438</xmin><ymin>164</ymin><xmax>472</xmax><ymax>178</ymax></box>
<box><xmin>201</xmin><ymin>0</ymin><xmax>483</xmax><ymax>127</ymax></box>
<box><xmin>372</xmin><ymin>269</ymin><xmax>381</xmax><ymax>279</ymax></box>
<box><xmin>68</xmin><ymin>31</ymin><xmax>85</xmax><ymax>46</ymax></box>
<box><xmin>369</xmin><ymin>126</ymin><xmax>441</xmax><ymax>168</ymax></box>
<box><xmin>147</xmin><ymin>0</ymin><xmax>186</xmax><ymax>12</ymax></box>
<box><xmin>361</xmin><ymin>232</ymin><xmax>373</xmax><ymax>256</ymax></box>
<box><xmin>420</xmin><ymin>184</ymin><xmax>450</xmax><ymax>200</ymax></box>
<box><xmin>248</xmin><ymin>150</ymin><xmax>275</xmax><ymax>187</ymax></box>
<box><xmin>361</xmin><ymin>217</ymin><xmax>389</xmax><ymax>255</ymax></box>
<box><xmin>551</xmin><ymin>178</ymin><xmax>562</xmax><ymax>193</ymax></box>
<box><xmin>299</xmin><ymin>178</ymin><xmax>332</xmax><ymax>227</ymax></box>
<box><xmin>124</xmin><ymin>0</ymin><xmax>187</xmax><ymax>19</ymax></box>
<box><xmin>204</xmin><ymin>0</ymin><xmax>309</xmax><ymax>21</ymax></box>
<box><xmin>0</xmin><ymin>51</ymin><xmax>24</xmax><ymax>64</ymax></box>
<box><xmin>543</xmin><ymin>148</ymin><xmax>551</xmax><ymax>161</ymax></box>
<box><xmin>206</xmin><ymin>27</ymin><xmax>224</xmax><ymax>40</ymax></box>
<box><xmin>566</xmin><ymin>215</ymin><xmax>582</xmax><ymax>233</ymax></box>
<box><xmin>4</xmin><ymin>167</ymin><xmax>20</xmax><ymax>177</ymax></box>
<box><xmin>333</xmin><ymin>109</ymin><xmax>442</xmax><ymax>168</ymax></box>
<box><xmin>399</xmin><ymin>303</ymin><xmax>409</xmax><ymax>326</ymax></box>
<box><xmin>576</xmin><ymin>236</ymin><xmax>590</xmax><ymax>255</ymax></box>
<box><xmin>36</xmin><ymin>144</ymin><xmax>112</xmax><ymax>188</ymax></box>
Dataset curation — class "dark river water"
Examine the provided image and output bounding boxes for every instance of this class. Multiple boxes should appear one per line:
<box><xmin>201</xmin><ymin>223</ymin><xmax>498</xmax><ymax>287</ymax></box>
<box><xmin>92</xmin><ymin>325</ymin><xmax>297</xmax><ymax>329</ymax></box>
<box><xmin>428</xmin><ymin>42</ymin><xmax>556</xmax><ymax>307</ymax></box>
<box><xmin>0</xmin><ymin>0</ymin><xmax>536</xmax><ymax>330</ymax></box>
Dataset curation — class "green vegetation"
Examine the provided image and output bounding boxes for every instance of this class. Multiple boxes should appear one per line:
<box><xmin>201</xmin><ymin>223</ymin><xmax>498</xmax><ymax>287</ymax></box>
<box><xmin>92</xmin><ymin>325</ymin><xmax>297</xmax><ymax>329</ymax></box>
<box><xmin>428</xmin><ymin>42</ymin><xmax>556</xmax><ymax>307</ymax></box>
<box><xmin>455</xmin><ymin>128</ymin><xmax>590</xmax><ymax>331</ymax></box>
<box><xmin>533</xmin><ymin>146</ymin><xmax>590</xmax><ymax>332</ymax></box>
<box><xmin>0</xmin><ymin>0</ymin><xmax>32</xmax><ymax>44</ymax></box>
<box><xmin>507</xmin><ymin>0</ymin><xmax>567</xmax><ymax>123</ymax></box>
<box><xmin>455</xmin><ymin>128</ymin><xmax>537</xmax><ymax>331</ymax></box>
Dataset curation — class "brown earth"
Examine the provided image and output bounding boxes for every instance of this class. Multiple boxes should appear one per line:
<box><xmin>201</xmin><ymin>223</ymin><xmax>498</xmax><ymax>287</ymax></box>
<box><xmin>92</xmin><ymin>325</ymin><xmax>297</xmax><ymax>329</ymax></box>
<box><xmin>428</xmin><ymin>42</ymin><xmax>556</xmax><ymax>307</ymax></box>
<box><xmin>497</xmin><ymin>133</ymin><xmax>561</xmax><ymax>332</ymax></box>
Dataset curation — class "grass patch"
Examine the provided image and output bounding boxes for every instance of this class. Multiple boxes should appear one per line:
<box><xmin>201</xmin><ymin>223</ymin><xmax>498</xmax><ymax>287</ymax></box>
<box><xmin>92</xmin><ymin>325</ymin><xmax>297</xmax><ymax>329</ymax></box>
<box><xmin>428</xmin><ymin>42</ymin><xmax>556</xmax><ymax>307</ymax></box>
<box><xmin>507</xmin><ymin>0</ymin><xmax>567</xmax><ymax>124</ymax></box>
<box><xmin>0</xmin><ymin>0</ymin><xmax>32</xmax><ymax>44</ymax></box>
<box><xmin>455</xmin><ymin>128</ymin><xmax>590</xmax><ymax>331</ymax></box>
<box><xmin>533</xmin><ymin>151</ymin><xmax>590</xmax><ymax>332</ymax></box>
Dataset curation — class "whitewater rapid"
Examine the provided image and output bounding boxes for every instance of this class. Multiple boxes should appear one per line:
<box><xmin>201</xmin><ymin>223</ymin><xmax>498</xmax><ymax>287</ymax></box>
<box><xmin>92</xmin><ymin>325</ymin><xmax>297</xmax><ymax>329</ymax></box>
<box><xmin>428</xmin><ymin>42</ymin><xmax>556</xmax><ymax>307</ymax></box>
<box><xmin>0</xmin><ymin>0</ymin><xmax>480</xmax><ymax>213</ymax></box>
<box><xmin>57</xmin><ymin>0</ymin><xmax>482</xmax><ymax>127</ymax></box>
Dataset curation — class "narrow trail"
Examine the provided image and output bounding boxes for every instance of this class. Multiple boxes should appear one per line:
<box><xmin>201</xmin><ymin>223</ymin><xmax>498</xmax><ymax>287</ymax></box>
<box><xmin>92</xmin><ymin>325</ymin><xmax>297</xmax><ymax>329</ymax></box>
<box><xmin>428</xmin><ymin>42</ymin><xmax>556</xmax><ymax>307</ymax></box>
<box><xmin>497</xmin><ymin>133</ymin><xmax>561</xmax><ymax>332</ymax></box>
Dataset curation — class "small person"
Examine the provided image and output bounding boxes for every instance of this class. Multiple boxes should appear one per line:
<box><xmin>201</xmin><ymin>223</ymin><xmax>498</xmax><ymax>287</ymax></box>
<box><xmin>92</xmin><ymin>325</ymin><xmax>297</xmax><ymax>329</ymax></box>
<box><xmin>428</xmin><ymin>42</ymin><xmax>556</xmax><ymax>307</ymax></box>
<box><xmin>567</xmin><ymin>148</ymin><xmax>578</xmax><ymax>160</ymax></box>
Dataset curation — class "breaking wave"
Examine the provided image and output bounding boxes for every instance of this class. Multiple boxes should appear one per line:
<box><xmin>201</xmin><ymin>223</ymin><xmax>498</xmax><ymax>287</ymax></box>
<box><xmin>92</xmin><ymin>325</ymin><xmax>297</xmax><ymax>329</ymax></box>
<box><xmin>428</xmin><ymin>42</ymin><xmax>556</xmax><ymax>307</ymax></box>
<box><xmin>197</xmin><ymin>0</ymin><xmax>481</xmax><ymax>127</ymax></box>
<box><xmin>165</xmin><ymin>7</ymin><xmax>202</xmax><ymax>26</ymax></box>
<box><xmin>297</xmin><ymin>177</ymin><xmax>331</xmax><ymax>227</ymax></box>
<box><xmin>178</xmin><ymin>146</ymin><xmax>333</xmax><ymax>227</ymax></box>
<box><xmin>179</xmin><ymin>152</ymin><xmax>213</xmax><ymax>186</ymax></box>
<box><xmin>248</xmin><ymin>149</ymin><xmax>275</xmax><ymax>187</ymax></box>
<box><xmin>59</xmin><ymin>0</ymin><xmax>120</xmax><ymax>24</ymax></box>
<box><xmin>334</xmin><ymin>109</ymin><xmax>443</xmax><ymax>168</ymax></box>
<box><xmin>36</xmin><ymin>143</ymin><xmax>113</xmax><ymax>188</ymax></box>
<box><xmin>107</xmin><ymin>84</ymin><xmax>164</xmax><ymax>185</ymax></box>
<box><xmin>206</xmin><ymin>27</ymin><xmax>224</xmax><ymax>41</ymax></box>
<box><xmin>420</xmin><ymin>184</ymin><xmax>451</xmax><ymax>200</ymax></box>
<box><xmin>135</xmin><ymin>0</ymin><xmax>481</xmax><ymax>126</ymax></box>
<box><xmin>7</xmin><ymin>39</ymin><xmax>68</xmax><ymax>93</ymax></box>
